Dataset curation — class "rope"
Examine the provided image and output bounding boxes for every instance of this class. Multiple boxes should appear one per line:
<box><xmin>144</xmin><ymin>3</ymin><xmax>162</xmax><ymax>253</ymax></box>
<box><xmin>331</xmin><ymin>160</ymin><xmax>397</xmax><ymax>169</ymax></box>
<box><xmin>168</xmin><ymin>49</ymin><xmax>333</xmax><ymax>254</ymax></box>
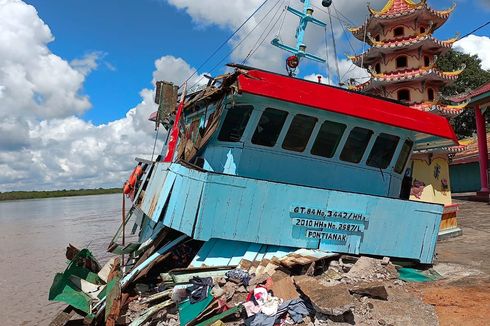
<box><xmin>180</xmin><ymin>0</ymin><xmax>270</xmax><ymax>87</ymax></box>
<box><xmin>275</xmin><ymin>0</ymin><xmax>290</xmax><ymax>38</ymax></box>
<box><xmin>188</xmin><ymin>0</ymin><xmax>283</xmax><ymax>90</ymax></box>
<box><xmin>461</xmin><ymin>20</ymin><xmax>490</xmax><ymax>39</ymax></box>
<box><xmin>360</xmin><ymin>15</ymin><xmax>368</xmax><ymax>70</ymax></box>
<box><xmin>243</xmin><ymin>0</ymin><xmax>285</xmax><ymax>63</ymax></box>
<box><xmin>324</xmin><ymin>26</ymin><xmax>331</xmax><ymax>85</ymax></box>
<box><xmin>244</xmin><ymin>1</ymin><xmax>287</xmax><ymax>63</ymax></box>
<box><xmin>150</xmin><ymin>124</ymin><xmax>160</xmax><ymax>161</ymax></box>
<box><xmin>332</xmin><ymin>3</ymin><xmax>357</xmax><ymax>55</ymax></box>
<box><xmin>327</xmin><ymin>6</ymin><xmax>340</xmax><ymax>83</ymax></box>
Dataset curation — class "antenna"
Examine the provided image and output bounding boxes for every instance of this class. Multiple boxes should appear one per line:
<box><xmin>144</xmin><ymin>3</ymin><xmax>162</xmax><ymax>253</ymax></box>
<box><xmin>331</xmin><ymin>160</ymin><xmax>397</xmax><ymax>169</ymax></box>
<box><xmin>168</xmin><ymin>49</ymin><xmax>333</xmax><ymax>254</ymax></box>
<box><xmin>271</xmin><ymin>0</ymin><xmax>329</xmax><ymax>76</ymax></box>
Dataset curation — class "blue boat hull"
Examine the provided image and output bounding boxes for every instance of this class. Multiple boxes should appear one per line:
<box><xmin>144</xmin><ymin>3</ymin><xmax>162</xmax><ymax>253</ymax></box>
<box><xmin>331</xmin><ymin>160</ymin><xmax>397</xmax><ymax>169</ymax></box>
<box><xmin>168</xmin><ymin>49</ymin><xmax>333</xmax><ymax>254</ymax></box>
<box><xmin>137</xmin><ymin>162</ymin><xmax>442</xmax><ymax>264</ymax></box>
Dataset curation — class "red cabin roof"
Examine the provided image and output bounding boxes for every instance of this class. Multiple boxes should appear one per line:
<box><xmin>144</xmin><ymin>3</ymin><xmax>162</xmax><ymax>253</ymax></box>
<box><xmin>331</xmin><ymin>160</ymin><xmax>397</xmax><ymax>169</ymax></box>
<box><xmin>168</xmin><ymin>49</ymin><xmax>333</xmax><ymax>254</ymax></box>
<box><xmin>236</xmin><ymin>69</ymin><xmax>458</xmax><ymax>145</ymax></box>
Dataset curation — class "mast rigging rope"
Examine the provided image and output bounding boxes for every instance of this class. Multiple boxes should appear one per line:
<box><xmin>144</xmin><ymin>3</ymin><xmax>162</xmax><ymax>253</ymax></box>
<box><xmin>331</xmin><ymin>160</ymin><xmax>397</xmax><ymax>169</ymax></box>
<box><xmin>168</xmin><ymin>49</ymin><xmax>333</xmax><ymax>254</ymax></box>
<box><xmin>243</xmin><ymin>0</ymin><xmax>286</xmax><ymax>63</ymax></box>
<box><xmin>180</xmin><ymin>0</ymin><xmax>271</xmax><ymax>87</ymax></box>
<box><xmin>327</xmin><ymin>6</ymin><xmax>341</xmax><ymax>84</ymax></box>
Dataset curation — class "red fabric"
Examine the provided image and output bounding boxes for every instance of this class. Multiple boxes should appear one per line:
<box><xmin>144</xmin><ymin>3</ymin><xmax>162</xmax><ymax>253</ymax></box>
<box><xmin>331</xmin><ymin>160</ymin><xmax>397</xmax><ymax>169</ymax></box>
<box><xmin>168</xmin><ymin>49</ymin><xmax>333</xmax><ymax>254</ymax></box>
<box><xmin>237</xmin><ymin>69</ymin><xmax>458</xmax><ymax>144</ymax></box>
<box><xmin>163</xmin><ymin>94</ymin><xmax>185</xmax><ymax>162</ymax></box>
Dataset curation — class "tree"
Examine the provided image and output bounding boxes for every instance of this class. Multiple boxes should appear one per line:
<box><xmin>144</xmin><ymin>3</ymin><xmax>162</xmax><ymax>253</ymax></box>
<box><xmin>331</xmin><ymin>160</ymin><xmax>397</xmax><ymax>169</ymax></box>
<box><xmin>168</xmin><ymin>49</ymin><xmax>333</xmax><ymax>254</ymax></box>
<box><xmin>436</xmin><ymin>50</ymin><xmax>490</xmax><ymax>138</ymax></box>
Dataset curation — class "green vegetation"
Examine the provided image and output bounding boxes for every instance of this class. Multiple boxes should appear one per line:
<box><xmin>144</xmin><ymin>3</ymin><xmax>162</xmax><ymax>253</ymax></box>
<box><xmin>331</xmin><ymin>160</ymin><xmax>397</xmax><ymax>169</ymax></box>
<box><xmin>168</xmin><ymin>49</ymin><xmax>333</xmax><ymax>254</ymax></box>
<box><xmin>0</xmin><ymin>187</ymin><xmax>122</xmax><ymax>201</ymax></box>
<box><xmin>437</xmin><ymin>50</ymin><xmax>490</xmax><ymax>138</ymax></box>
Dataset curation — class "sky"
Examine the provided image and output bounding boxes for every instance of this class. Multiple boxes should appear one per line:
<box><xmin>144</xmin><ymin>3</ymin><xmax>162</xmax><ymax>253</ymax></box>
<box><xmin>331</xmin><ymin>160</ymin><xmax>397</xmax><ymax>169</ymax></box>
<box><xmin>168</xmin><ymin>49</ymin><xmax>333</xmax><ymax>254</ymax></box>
<box><xmin>0</xmin><ymin>0</ymin><xmax>489</xmax><ymax>191</ymax></box>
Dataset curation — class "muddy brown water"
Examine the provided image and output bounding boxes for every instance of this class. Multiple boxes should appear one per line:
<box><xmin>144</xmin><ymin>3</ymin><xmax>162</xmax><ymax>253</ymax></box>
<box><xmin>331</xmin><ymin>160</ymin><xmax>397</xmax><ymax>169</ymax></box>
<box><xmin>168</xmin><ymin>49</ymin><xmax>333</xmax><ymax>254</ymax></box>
<box><xmin>0</xmin><ymin>193</ymin><xmax>121</xmax><ymax>325</ymax></box>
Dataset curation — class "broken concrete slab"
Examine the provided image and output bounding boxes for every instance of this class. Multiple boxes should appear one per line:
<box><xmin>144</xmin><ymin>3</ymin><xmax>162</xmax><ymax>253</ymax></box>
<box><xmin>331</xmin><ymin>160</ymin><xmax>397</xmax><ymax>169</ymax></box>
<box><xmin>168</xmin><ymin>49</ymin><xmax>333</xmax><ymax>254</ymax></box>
<box><xmin>271</xmin><ymin>270</ymin><xmax>299</xmax><ymax>300</ymax></box>
<box><xmin>349</xmin><ymin>284</ymin><xmax>389</xmax><ymax>301</ymax></box>
<box><xmin>294</xmin><ymin>275</ymin><xmax>354</xmax><ymax>316</ymax></box>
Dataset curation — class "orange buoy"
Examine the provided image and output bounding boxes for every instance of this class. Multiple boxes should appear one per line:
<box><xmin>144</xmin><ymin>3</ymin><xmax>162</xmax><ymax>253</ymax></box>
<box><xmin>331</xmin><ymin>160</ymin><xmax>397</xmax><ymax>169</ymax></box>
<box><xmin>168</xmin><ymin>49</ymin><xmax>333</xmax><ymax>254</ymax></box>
<box><xmin>123</xmin><ymin>165</ymin><xmax>144</xmax><ymax>195</ymax></box>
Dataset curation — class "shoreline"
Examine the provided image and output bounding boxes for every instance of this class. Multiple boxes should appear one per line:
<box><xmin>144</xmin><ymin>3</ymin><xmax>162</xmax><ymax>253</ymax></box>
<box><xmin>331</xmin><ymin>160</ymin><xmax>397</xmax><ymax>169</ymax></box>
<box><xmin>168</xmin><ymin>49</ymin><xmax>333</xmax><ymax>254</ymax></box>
<box><xmin>0</xmin><ymin>188</ymin><xmax>121</xmax><ymax>202</ymax></box>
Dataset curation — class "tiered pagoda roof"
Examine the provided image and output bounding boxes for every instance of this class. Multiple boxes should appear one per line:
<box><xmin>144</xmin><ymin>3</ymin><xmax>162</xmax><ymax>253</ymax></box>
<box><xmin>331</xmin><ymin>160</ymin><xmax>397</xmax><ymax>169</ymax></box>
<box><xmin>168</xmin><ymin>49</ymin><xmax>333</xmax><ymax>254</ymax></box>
<box><xmin>350</xmin><ymin>66</ymin><xmax>464</xmax><ymax>92</ymax></box>
<box><xmin>349</xmin><ymin>33</ymin><xmax>458</xmax><ymax>68</ymax></box>
<box><xmin>349</xmin><ymin>0</ymin><xmax>455</xmax><ymax>44</ymax></box>
<box><xmin>410</xmin><ymin>100</ymin><xmax>469</xmax><ymax>118</ymax></box>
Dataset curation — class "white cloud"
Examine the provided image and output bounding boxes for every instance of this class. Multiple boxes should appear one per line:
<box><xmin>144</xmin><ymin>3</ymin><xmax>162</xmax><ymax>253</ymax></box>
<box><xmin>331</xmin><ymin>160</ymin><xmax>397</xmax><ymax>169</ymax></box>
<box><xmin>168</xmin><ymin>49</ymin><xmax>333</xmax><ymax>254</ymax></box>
<box><xmin>0</xmin><ymin>0</ymin><xmax>199</xmax><ymax>191</ymax></box>
<box><xmin>164</xmin><ymin>0</ymin><xmax>385</xmax><ymax>80</ymax></box>
<box><xmin>454</xmin><ymin>35</ymin><xmax>490</xmax><ymax>70</ymax></box>
<box><xmin>70</xmin><ymin>51</ymin><xmax>105</xmax><ymax>76</ymax></box>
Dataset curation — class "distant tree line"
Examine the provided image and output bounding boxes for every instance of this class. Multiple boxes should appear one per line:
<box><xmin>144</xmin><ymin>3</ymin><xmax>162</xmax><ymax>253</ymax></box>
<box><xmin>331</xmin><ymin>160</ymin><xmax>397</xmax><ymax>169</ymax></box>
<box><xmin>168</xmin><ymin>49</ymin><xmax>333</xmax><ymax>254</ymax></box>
<box><xmin>0</xmin><ymin>188</ymin><xmax>122</xmax><ymax>201</ymax></box>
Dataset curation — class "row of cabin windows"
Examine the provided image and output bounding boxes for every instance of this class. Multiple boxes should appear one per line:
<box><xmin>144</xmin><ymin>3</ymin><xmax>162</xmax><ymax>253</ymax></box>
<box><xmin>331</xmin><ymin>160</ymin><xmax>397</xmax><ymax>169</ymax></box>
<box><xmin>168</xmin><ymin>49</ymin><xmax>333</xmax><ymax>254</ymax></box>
<box><xmin>218</xmin><ymin>106</ymin><xmax>413</xmax><ymax>173</ymax></box>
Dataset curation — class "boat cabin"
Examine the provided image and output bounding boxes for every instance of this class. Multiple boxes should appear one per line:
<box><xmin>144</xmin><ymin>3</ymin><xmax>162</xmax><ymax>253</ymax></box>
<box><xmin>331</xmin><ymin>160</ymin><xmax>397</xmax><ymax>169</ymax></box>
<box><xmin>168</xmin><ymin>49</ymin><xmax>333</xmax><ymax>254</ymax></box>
<box><xmin>174</xmin><ymin>67</ymin><xmax>457</xmax><ymax>200</ymax></box>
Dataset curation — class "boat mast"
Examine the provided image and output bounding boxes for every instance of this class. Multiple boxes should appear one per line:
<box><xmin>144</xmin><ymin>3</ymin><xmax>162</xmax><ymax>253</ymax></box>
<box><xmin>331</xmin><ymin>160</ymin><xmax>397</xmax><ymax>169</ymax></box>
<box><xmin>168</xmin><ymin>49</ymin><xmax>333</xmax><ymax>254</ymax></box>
<box><xmin>271</xmin><ymin>0</ymin><xmax>331</xmax><ymax>76</ymax></box>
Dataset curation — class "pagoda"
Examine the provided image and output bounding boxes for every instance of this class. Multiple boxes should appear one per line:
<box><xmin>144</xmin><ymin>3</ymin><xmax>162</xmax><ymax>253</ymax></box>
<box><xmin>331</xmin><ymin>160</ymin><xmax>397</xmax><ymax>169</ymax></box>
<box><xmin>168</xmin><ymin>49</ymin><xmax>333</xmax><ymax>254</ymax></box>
<box><xmin>348</xmin><ymin>0</ymin><xmax>466</xmax><ymax>237</ymax></box>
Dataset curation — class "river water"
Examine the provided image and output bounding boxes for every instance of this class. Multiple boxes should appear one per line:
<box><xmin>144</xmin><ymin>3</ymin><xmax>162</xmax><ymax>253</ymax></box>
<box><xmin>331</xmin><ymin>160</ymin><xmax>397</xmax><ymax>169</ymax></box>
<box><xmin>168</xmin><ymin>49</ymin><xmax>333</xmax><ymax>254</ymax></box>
<box><xmin>0</xmin><ymin>193</ymin><xmax>121</xmax><ymax>325</ymax></box>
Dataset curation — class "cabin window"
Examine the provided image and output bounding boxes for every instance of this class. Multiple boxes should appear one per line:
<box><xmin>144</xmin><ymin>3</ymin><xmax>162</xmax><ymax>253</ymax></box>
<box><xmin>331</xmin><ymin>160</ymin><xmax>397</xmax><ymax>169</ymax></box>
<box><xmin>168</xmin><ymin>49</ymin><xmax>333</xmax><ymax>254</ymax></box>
<box><xmin>428</xmin><ymin>88</ymin><xmax>435</xmax><ymax>101</ymax></box>
<box><xmin>394</xmin><ymin>140</ymin><xmax>414</xmax><ymax>173</ymax></box>
<box><xmin>424</xmin><ymin>56</ymin><xmax>430</xmax><ymax>67</ymax></box>
<box><xmin>366</xmin><ymin>133</ymin><xmax>400</xmax><ymax>169</ymax></box>
<box><xmin>396</xmin><ymin>55</ymin><xmax>408</xmax><ymax>69</ymax></box>
<box><xmin>218</xmin><ymin>105</ymin><xmax>253</xmax><ymax>142</ymax></box>
<box><xmin>282</xmin><ymin>114</ymin><xmax>317</xmax><ymax>152</ymax></box>
<box><xmin>397</xmin><ymin>89</ymin><xmax>411</xmax><ymax>102</ymax></box>
<box><xmin>393</xmin><ymin>27</ymin><xmax>404</xmax><ymax>37</ymax></box>
<box><xmin>311</xmin><ymin>120</ymin><xmax>347</xmax><ymax>158</ymax></box>
<box><xmin>375</xmin><ymin>63</ymin><xmax>381</xmax><ymax>74</ymax></box>
<box><xmin>252</xmin><ymin>108</ymin><xmax>288</xmax><ymax>147</ymax></box>
<box><xmin>340</xmin><ymin>127</ymin><xmax>374</xmax><ymax>163</ymax></box>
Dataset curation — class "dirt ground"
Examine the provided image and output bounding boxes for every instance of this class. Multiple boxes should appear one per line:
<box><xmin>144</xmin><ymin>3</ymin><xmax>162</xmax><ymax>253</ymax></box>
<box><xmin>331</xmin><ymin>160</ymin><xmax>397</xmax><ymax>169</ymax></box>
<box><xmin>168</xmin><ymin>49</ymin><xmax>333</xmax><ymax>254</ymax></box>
<box><xmin>410</xmin><ymin>198</ymin><xmax>490</xmax><ymax>326</ymax></box>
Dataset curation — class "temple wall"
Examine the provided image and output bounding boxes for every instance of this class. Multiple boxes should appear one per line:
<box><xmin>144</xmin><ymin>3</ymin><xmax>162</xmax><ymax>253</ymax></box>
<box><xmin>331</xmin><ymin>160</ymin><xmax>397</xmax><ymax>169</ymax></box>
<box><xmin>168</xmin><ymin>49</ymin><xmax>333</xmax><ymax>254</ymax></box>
<box><xmin>410</xmin><ymin>153</ymin><xmax>452</xmax><ymax>206</ymax></box>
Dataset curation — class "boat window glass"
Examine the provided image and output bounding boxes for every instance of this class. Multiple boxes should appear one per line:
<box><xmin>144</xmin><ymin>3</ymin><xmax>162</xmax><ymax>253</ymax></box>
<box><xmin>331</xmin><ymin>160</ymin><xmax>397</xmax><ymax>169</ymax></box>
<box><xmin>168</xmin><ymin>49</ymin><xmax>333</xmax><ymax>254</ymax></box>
<box><xmin>311</xmin><ymin>120</ymin><xmax>346</xmax><ymax>158</ymax></box>
<box><xmin>394</xmin><ymin>139</ymin><xmax>414</xmax><ymax>173</ymax></box>
<box><xmin>282</xmin><ymin>114</ymin><xmax>317</xmax><ymax>152</ymax></box>
<box><xmin>252</xmin><ymin>108</ymin><xmax>288</xmax><ymax>147</ymax></box>
<box><xmin>340</xmin><ymin>127</ymin><xmax>374</xmax><ymax>163</ymax></box>
<box><xmin>366</xmin><ymin>133</ymin><xmax>400</xmax><ymax>169</ymax></box>
<box><xmin>218</xmin><ymin>105</ymin><xmax>253</xmax><ymax>142</ymax></box>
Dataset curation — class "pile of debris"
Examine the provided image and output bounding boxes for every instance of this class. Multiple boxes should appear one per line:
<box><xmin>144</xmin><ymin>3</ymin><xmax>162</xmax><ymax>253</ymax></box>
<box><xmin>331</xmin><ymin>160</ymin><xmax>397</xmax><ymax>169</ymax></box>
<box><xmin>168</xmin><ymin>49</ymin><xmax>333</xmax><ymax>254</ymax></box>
<box><xmin>102</xmin><ymin>252</ymin><xmax>412</xmax><ymax>325</ymax></box>
<box><xmin>50</xmin><ymin>236</ymin><xmax>443</xmax><ymax>326</ymax></box>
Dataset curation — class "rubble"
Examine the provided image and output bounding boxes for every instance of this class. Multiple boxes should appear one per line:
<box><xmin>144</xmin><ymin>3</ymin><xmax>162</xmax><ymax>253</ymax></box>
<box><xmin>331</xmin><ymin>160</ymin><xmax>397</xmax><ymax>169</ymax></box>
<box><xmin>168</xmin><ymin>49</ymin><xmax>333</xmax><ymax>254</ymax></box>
<box><xmin>49</xmin><ymin>241</ymin><xmax>445</xmax><ymax>326</ymax></box>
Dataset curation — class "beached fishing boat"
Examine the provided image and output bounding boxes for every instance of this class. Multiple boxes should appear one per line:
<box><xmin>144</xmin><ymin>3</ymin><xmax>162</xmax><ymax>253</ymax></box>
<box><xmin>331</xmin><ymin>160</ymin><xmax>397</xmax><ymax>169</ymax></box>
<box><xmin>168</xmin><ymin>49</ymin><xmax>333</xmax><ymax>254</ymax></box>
<box><xmin>48</xmin><ymin>0</ymin><xmax>460</xmax><ymax>323</ymax></box>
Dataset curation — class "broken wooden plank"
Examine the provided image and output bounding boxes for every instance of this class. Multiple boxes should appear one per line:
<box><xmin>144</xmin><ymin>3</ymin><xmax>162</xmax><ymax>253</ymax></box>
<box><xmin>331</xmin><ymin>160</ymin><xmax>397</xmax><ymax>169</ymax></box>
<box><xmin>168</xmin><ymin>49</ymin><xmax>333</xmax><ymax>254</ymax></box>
<box><xmin>49</xmin><ymin>306</ymin><xmax>76</xmax><ymax>326</ymax></box>
<box><xmin>129</xmin><ymin>299</ymin><xmax>173</xmax><ymax>326</ymax></box>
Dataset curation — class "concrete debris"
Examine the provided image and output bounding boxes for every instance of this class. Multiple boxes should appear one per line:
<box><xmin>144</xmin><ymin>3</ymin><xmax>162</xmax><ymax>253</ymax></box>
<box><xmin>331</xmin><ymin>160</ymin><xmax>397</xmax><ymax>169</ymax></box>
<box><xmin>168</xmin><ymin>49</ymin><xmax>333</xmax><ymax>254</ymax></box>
<box><xmin>349</xmin><ymin>284</ymin><xmax>389</xmax><ymax>301</ymax></box>
<box><xmin>50</xmin><ymin>238</ymin><xmax>439</xmax><ymax>326</ymax></box>
<box><xmin>294</xmin><ymin>275</ymin><xmax>354</xmax><ymax>316</ymax></box>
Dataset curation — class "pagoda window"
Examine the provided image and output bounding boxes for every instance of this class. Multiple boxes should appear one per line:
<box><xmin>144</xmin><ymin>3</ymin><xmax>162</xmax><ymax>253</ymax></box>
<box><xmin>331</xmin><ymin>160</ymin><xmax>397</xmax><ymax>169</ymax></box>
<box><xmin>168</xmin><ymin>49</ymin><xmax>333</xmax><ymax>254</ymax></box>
<box><xmin>218</xmin><ymin>105</ymin><xmax>253</xmax><ymax>142</ymax></box>
<box><xmin>424</xmin><ymin>56</ymin><xmax>430</xmax><ymax>67</ymax></box>
<box><xmin>311</xmin><ymin>120</ymin><xmax>347</xmax><ymax>158</ymax></box>
<box><xmin>397</xmin><ymin>89</ymin><xmax>411</xmax><ymax>102</ymax></box>
<box><xmin>340</xmin><ymin>127</ymin><xmax>374</xmax><ymax>164</ymax></box>
<box><xmin>395</xmin><ymin>55</ymin><xmax>408</xmax><ymax>69</ymax></box>
<box><xmin>252</xmin><ymin>108</ymin><xmax>288</xmax><ymax>147</ymax></box>
<box><xmin>420</xmin><ymin>26</ymin><xmax>426</xmax><ymax>33</ymax></box>
<box><xmin>374</xmin><ymin>34</ymin><xmax>380</xmax><ymax>42</ymax></box>
<box><xmin>393</xmin><ymin>27</ymin><xmax>405</xmax><ymax>37</ymax></box>
<box><xmin>428</xmin><ymin>88</ymin><xmax>435</xmax><ymax>101</ymax></box>
<box><xmin>282</xmin><ymin>114</ymin><xmax>318</xmax><ymax>152</ymax></box>
<box><xmin>375</xmin><ymin>63</ymin><xmax>381</xmax><ymax>74</ymax></box>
